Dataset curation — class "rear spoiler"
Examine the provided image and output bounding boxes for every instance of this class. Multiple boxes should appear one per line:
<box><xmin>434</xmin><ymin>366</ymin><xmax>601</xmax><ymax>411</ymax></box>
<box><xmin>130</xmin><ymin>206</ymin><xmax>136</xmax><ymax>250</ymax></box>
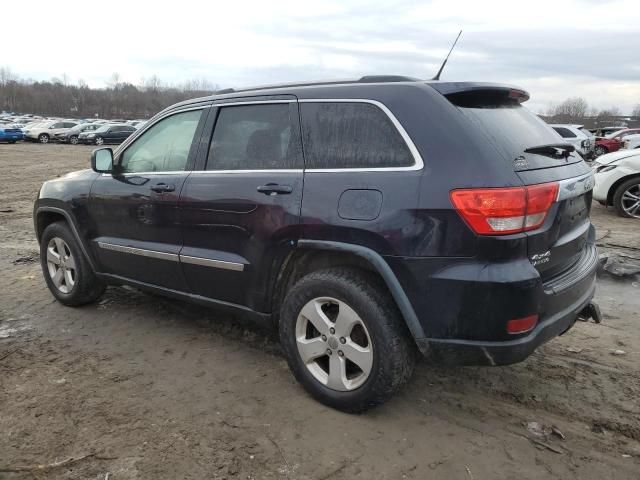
<box><xmin>428</xmin><ymin>82</ymin><xmax>530</xmax><ymax>106</ymax></box>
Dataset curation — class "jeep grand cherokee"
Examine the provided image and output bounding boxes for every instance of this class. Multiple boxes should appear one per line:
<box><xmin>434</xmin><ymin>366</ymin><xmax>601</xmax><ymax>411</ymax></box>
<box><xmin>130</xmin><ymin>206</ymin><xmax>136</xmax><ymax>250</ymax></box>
<box><xmin>34</xmin><ymin>76</ymin><xmax>599</xmax><ymax>412</ymax></box>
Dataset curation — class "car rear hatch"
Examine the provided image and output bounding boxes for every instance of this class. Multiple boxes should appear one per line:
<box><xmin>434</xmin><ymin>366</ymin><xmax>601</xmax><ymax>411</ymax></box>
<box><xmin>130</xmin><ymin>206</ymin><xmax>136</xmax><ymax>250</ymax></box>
<box><xmin>432</xmin><ymin>82</ymin><xmax>594</xmax><ymax>282</ymax></box>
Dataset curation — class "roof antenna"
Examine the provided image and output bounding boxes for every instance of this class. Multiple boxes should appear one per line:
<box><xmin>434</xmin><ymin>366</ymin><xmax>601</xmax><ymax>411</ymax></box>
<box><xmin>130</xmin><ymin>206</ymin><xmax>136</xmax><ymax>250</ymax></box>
<box><xmin>432</xmin><ymin>30</ymin><xmax>462</xmax><ymax>81</ymax></box>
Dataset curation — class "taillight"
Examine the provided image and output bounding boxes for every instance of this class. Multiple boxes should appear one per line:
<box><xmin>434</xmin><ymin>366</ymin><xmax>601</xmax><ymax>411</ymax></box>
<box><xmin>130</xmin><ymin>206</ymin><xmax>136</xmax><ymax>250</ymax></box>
<box><xmin>450</xmin><ymin>182</ymin><xmax>559</xmax><ymax>235</ymax></box>
<box><xmin>507</xmin><ymin>315</ymin><xmax>538</xmax><ymax>334</ymax></box>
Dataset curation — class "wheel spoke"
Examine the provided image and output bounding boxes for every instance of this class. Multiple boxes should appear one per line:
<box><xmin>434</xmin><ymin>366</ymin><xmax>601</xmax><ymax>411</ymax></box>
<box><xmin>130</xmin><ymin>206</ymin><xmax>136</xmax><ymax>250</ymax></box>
<box><xmin>47</xmin><ymin>247</ymin><xmax>61</xmax><ymax>265</ymax></box>
<box><xmin>623</xmin><ymin>191</ymin><xmax>639</xmax><ymax>201</ymax></box>
<box><xmin>297</xmin><ymin>337</ymin><xmax>326</xmax><ymax>363</ymax></box>
<box><xmin>54</xmin><ymin>238</ymin><xmax>66</xmax><ymax>256</ymax></box>
<box><xmin>341</xmin><ymin>340</ymin><xmax>373</xmax><ymax>375</ymax></box>
<box><xmin>299</xmin><ymin>300</ymin><xmax>332</xmax><ymax>335</ymax></box>
<box><xmin>52</xmin><ymin>268</ymin><xmax>64</xmax><ymax>288</ymax></box>
<box><xmin>64</xmin><ymin>268</ymin><xmax>75</xmax><ymax>288</ymax></box>
<box><xmin>326</xmin><ymin>355</ymin><xmax>348</xmax><ymax>390</ymax></box>
<box><xmin>333</xmin><ymin>302</ymin><xmax>360</xmax><ymax>337</ymax></box>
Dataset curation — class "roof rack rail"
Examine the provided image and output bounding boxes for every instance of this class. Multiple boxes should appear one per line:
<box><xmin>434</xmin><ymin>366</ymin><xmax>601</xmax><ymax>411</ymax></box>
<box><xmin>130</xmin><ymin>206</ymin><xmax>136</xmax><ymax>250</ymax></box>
<box><xmin>212</xmin><ymin>75</ymin><xmax>421</xmax><ymax>96</ymax></box>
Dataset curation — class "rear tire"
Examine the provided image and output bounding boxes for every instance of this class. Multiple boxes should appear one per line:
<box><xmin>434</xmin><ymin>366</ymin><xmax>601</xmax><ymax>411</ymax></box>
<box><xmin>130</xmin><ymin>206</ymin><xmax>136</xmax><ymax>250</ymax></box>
<box><xmin>613</xmin><ymin>177</ymin><xmax>640</xmax><ymax>218</ymax></box>
<box><xmin>40</xmin><ymin>222</ymin><xmax>106</xmax><ymax>306</ymax></box>
<box><xmin>279</xmin><ymin>267</ymin><xmax>416</xmax><ymax>412</ymax></box>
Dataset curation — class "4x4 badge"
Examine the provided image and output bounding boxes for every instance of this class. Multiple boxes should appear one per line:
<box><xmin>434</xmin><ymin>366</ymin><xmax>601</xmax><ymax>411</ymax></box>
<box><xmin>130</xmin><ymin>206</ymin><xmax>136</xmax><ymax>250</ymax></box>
<box><xmin>530</xmin><ymin>250</ymin><xmax>551</xmax><ymax>266</ymax></box>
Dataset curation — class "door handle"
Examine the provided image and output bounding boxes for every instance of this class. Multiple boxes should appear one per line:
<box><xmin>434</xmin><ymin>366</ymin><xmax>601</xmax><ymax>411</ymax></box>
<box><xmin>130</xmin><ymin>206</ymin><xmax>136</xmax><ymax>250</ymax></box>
<box><xmin>151</xmin><ymin>183</ymin><xmax>175</xmax><ymax>193</ymax></box>
<box><xmin>257</xmin><ymin>184</ymin><xmax>293</xmax><ymax>195</ymax></box>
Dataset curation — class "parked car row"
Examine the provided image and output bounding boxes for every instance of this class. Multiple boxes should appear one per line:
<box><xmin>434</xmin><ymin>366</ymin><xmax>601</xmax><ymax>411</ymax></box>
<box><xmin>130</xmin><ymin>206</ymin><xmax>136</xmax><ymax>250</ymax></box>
<box><xmin>0</xmin><ymin>112</ymin><xmax>147</xmax><ymax>145</ymax></box>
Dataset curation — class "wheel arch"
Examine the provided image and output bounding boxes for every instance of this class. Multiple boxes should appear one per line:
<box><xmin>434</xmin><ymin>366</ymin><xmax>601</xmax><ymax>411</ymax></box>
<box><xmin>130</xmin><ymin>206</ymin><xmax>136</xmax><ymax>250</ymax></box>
<box><xmin>271</xmin><ymin>240</ymin><xmax>426</xmax><ymax>346</ymax></box>
<box><xmin>35</xmin><ymin>206</ymin><xmax>98</xmax><ymax>272</ymax></box>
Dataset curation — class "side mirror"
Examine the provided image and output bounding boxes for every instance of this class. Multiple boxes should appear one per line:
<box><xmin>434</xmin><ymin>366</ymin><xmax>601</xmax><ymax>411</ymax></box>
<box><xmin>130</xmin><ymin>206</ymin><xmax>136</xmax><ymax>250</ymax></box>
<box><xmin>91</xmin><ymin>148</ymin><xmax>114</xmax><ymax>173</ymax></box>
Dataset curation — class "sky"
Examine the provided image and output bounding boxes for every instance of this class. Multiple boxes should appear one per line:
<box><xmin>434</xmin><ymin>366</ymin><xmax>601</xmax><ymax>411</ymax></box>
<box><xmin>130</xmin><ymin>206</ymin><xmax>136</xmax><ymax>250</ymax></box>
<box><xmin>4</xmin><ymin>0</ymin><xmax>640</xmax><ymax>114</ymax></box>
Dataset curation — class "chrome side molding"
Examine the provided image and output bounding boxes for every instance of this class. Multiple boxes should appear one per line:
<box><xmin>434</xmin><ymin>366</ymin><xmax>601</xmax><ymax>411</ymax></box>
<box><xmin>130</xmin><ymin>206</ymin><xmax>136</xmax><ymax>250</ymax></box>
<box><xmin>97</xmin><ymin>242</ymin><xmax>245</xmax><ymax>272</ymax></box>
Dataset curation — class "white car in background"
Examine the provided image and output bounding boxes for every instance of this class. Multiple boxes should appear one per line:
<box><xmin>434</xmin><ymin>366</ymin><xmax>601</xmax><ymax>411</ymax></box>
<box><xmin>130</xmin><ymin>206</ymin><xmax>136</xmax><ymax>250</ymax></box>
<box><xmin>622</xmin><ymin>134</ymin><xmax>640</xmax><ymax>151</ymax></box>
<box><xmin>592</xmin><ymin>149</ymin><xmax>640</xmax><ymax>218</ymax></box>
<box><xmin>550</xmin><ymin>124</ymin><xmax>595</xmax><ymax>159</ymax></box>
<box><xmin>25</xmin><ymin>120</ymin><xmax>78</xmax><ymax>144</ymax></box>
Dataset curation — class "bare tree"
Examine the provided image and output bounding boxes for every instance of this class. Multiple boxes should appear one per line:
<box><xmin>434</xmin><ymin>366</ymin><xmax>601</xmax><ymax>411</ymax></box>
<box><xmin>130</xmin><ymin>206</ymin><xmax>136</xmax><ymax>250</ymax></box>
<box><xmin>551</xmin><ymin>97</ymin><xmax>589</xmax><ymax>122</ymax></box>
<box><xmin>0</xmin><ymin>70</ymin><xmax>215</xmax><ymax>118</ymax></box>
<box><xmin>632</xmin><ymin>104</ymin><xmax>640</xmax><ymax>118</ymax></box>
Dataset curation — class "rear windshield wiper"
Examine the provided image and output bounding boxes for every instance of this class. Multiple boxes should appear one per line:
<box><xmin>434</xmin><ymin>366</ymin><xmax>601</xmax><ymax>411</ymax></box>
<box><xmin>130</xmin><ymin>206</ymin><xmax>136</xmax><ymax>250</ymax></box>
<box><xmin>524</xmin><ymin>143</ymin><xmax>575</xmax><ymax>158</ymax></box>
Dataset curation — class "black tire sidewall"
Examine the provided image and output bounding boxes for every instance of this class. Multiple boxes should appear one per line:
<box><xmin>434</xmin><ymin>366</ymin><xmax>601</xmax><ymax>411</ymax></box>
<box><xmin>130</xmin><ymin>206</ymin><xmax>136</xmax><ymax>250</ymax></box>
<box><xmin>280</xmin><ymin>268</ymin><xmax>414</xmax><ymax>412</ymax></box>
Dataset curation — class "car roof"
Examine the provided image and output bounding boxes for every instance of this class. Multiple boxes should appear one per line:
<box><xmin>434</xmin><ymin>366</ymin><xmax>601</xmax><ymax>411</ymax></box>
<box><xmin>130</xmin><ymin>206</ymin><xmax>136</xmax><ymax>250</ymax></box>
<box><xmin>163</xmin><ymin>76</ymin><xmax>530</xmax><ymax>112</ymax></box>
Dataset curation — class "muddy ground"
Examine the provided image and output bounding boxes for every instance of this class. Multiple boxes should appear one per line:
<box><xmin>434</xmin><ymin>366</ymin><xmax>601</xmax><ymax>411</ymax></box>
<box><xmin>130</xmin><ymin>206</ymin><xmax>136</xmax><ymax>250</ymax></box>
<box><xmin>1</xmin><ymin>143</ymin><xmax>639</xmax><ymax>479</ymax></box>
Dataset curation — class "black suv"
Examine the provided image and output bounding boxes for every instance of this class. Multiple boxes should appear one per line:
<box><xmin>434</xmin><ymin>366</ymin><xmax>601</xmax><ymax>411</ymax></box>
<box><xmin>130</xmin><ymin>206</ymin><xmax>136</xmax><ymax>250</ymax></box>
<box><xmin>34</xmin><ymin>77</ymin><xmax>598</xmax><ymax>412</ymax></box>
<box><xmin>78</xmin><ymin>124</ymin><xmax>136</xmax><ymax>145</ymax></box>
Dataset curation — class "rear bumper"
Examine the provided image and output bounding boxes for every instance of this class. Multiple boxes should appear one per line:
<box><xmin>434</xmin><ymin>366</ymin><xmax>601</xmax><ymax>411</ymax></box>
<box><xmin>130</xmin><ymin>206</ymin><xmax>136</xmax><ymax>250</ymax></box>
<box><xmin>396</xmin><ymin>238</ymin><xmax>599</xmax><ymax>366</ymax></box>
<box><xmin>417</xmin><ymin>275</ymin><xmax>595</xmax><ymax>365</ymax></box>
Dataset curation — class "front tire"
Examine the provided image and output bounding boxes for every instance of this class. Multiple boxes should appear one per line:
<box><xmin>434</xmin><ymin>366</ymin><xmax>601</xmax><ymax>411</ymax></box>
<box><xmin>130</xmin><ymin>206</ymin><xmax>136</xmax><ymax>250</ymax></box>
<box><xmin>40</xmin><ymin>222</ymin><xmax>106</xmax><ymax>306</ymax></box>
<box><xmin>94</xmin><ymin>136</ymin><xmax>104</xmax><ymax>145</ymax></box>
<box><xmin>594</xmin><ymin>145</ymin><xmax>607</xmax><ymax>157</ymax></box>
<box><xmin>38</xmin><ymin>133</ymin><xmax>50</xmax><ymax>144</ymax></box>
<box><xmin>279</xmin><ymin>267</ymin><xmax>416</xmax><ymax>412</ymax></box>
<box><xmin>613</xmin><ymin>177</ymin><xmax>640</xmax><ymax>218</ymax></box>
<box><xmin>69</xmin><ymin>135</ymin><xmax>79</xmax><ymax>145</ymax></box>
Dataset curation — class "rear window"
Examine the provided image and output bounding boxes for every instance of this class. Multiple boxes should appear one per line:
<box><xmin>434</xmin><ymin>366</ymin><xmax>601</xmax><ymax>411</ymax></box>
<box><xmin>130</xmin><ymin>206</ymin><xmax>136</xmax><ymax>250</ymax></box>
<box><xmin>552</xmin><ymin>127</ymin><xmax>576</xmax><ymax>138</ymax></box>
<box><xmin>454</xmin><ymin>104</ymin><xmax>583</xmax><ymax>170</ymax></box>
<box><xmin>300</xmin><ymin>102</ymin><xmax>414</xmax><ymax>169</ymax></box>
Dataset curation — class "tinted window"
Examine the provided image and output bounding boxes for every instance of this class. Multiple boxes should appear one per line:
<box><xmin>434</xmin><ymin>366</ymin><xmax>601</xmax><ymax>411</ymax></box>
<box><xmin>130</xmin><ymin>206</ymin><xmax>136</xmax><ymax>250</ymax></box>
<box><xmin>552</xmin><ymin>127</ymin><xmax>576</xmax><ymax>138</ymax></box>
<box><xmin>300</xmin><ymin>102</ymin><xmax>413</xmax><ymax>169</ymax></box>
<box><xmin>51</xmin><ymin>122</ymin><xmax>65</xmax><ymax>128</ymax></box>
<box><xmin>63</xmin><ymin>122</ymin><xmax>77</xmax><ymax>128</ymax></box>
<box><xmin>120</xmin><ymin>110</ymin><xmax>202</xmax><ymax>173</ymax></box>
<box><xmin>206</xmin><ymin>104</ymin><xmax>298</xmax><ymax>170</ymax></box>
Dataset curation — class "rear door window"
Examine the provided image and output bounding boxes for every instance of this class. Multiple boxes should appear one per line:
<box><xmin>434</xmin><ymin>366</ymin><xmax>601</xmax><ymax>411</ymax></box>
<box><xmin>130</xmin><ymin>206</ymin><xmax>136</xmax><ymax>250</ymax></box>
<box><xmin>300</xmin><ymin>102</ymin><xmax>414</xmax><ymax>169</ymax></box>
<box><xmin>206</xmin><ymin>103</ymin><xmax>300</xmax><ymax>170</ymax></box>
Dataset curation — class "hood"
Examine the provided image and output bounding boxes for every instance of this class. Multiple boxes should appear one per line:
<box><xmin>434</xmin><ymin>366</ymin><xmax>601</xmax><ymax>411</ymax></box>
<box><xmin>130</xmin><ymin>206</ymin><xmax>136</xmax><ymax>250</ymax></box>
<box><xmin>596</xmin><ymin>149</ymin><xmax>640</xmax><ymax>165</ymax></box>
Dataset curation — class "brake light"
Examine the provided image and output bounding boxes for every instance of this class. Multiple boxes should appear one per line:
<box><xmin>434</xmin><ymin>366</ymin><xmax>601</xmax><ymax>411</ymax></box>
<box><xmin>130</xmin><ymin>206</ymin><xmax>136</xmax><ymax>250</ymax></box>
<box><xmin>450</xmin><ymin>182</ymin><xmax>558</xmax><ymax>235</ymax></box>
<box><xmin>507</xmin><ymin>315</ymin><xmax>538</xmax><ymax>334</ymax></box>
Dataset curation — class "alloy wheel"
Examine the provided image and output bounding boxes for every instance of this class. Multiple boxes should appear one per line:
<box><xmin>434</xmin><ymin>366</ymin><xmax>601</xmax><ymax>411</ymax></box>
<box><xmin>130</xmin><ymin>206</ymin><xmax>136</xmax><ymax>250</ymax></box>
<box><xmin>95</xmin><ymin>137</ymin><xmax>104</xmax><ymax>145</ymax></box>
<box><xmin>39</xmin><ymin>134</ymin><xmax>49</xmax><ymax>144</ymax></box>
<box><xmin>70</xmin><ymin>136</ymin><xmax>78</xmax><ymax>145</ymax></box>
<box><xmin>295</xmin><ymin>297</ymin><xmax>373</xmax><ymax>392</ymax></box>
<box><xmin>621</xmin><ymin>183</ymin><xmax>640</xmax><ymax>218</ymax></box>
<box><xmin>46</xmin><ymin>237</ymin><xmax>76</xmax><ymax>294</ymax></box>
